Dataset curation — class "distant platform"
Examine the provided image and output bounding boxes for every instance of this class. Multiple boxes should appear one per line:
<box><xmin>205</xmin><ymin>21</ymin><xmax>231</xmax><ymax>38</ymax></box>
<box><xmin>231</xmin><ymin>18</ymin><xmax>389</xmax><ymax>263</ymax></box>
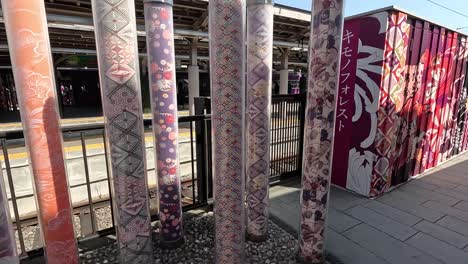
<box><xmin>0</xmin><ymin>110</ymin><xmax>189</xmax><ymax>134</ymax></box>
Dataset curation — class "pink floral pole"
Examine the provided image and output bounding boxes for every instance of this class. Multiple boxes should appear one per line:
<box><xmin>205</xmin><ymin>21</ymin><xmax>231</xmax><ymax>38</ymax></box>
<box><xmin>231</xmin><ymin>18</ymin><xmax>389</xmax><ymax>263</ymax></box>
<box><xmin>299</xmin><ymin>0</ymin><xmax>344</xmax><ymax>263</ymax></box>
<box><xmin>144</xmin><ymin>0</ymin><xmax>184</xmax><ymax>248</ymax></box>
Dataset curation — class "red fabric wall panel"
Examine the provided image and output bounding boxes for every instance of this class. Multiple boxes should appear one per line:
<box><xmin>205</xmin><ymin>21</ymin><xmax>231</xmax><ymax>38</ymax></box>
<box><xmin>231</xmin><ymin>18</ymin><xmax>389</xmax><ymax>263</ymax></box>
<box><xmin>393</xmin><ymin>20</ymin><xmax>424</xmax><ymax>185</ymax></box>
<box><xmin>436</xmin><ymin>33</ymin><xmax>460</xmax><ymax>164</ymax></box>
<box><xmin>331</xmin><ymin>8</ymin><xmax>468</xmax><ymax>197</ymax></box>
<box><xmin>371</xmin><ymin>12</ymin><xmax>410</xmax><ymax>197</ymax></box>
<box><xmin>444</xmin><ymin>37</ymin><xmax>466</xmax><ymax>161</ymax></box>
<box><xmin>331</xmin><ymin>18</ymin><xmax>360</xmax><ymax>188</ymax></box>
<box><xmin>405</xmin><ymin>22</ymin><xmax>433</xmax><ymax>179</ymax></box>
<box><xmin>331</xmin><ymin>12</ymin><xmax>388</xmax><ymax>196</ymax></box>
<box><xmin>413</xmin><ymin>26</ymin><xmax>441</xmax><ymax>175</ymax></box>
<box><xmin>431</xmin><ymin>32</ymin><xmax>458</xmax><ymax>168</ymax></box>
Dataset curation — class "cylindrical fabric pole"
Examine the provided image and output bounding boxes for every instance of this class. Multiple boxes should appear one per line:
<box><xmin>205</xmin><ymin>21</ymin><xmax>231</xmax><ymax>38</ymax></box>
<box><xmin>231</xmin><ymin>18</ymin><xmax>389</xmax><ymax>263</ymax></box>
<box><xmin>299</xmin><ymin>0</ymin><xmax>344</xmax><ymax>263</ymax></box>
<box><xmin>209</xmin><ymin>0</ymin><xmax>246</xmax><ymax>262</ymax></box>
<box><xmin>2</xmin><ymin>1</ymin><xmax>78</xmax><ymax>263</ymax></box>
<box><xmin>144</xmin><ymin>0</ymin><xmax>184</xmax><ymax>248</ymax></box>
<box><xmin>91</xmin><ymin>0</ymin><xmax>153</xmax><ymax>262</ymax></box>
<box><xmin>0</xmin><ymin>163</ymin><xmax>18</xmax><ymax>264</ymax></box>
<box><xmin>246</xmin><ymin>0</ymin><xmax>274</xmax><ymax>242</ymax></box>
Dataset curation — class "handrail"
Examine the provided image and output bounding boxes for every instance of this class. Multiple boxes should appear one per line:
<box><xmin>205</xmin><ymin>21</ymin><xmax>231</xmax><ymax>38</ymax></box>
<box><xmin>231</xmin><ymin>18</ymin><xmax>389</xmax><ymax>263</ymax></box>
<box><xmin>0</xmin><ymin>114</ymin><xmax>211</xmax><ymax>140</ymax></box>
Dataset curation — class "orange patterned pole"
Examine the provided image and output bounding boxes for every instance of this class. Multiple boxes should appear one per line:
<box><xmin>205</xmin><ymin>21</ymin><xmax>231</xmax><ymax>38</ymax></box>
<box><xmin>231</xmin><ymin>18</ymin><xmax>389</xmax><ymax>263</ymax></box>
<box><xmin>1</xmin><ymin>0</ymin><xmax>79</xmax><ymax>263</ymax></box>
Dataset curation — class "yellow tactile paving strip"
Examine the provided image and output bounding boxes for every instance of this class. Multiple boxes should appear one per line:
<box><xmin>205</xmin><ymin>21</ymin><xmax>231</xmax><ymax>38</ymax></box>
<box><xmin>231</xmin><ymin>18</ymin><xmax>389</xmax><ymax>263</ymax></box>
<box><xmin>0</xmin><ymin>111</ymin><xmax>190</xmax><ymax>130</ymax></box>
<box><xmin>0</xmin><ymin>132</ymin><xmax>192</xmax><ymax>161</ymax></box>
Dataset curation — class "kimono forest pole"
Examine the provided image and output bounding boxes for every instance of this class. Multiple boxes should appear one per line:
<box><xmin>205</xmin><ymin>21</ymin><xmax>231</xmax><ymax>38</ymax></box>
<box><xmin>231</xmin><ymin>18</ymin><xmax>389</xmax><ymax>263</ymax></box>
<box><xmin>246</xmin><ymin>0</ymin><xmax>274</xmax><ymax>242</ymax></box>
<box><xmin>2</xmin><ymin>0</ymin><xmax>79</xmax><ymax>263</ymax></box>
<box><xmin>299</xmin><ymin>0</ymin><xmax>344</xmax><ymax>263</ymax></box>
<box><xmin>144</xmin><ymin>0</ymin><xmax>184</xmax><ymax>248</ymax></box>
<box><xmin>91</xmin><ymin>0</ymin><xmax>153</xmax><ymax>262</ymax></box>
<box><xmin>0</xmin><ymin>163</ymin><xmax>18</xmax><ymax>264</ymax></box>
<box><xmin>209</xmin><ymin>0</ymin><xmax>246</xmax><ymax>262</ymax></box>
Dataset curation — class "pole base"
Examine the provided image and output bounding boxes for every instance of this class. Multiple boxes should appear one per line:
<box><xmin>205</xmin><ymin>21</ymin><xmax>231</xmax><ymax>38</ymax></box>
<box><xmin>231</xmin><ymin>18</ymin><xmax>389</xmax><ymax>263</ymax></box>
<box><xmin>246</xmin><ymin>232</ymin><xmax>268</xmax><ymax>243</ymax></box>
<box><xmin>159</xmin><ymin>237</ymin><xmax>185</xmax><ymax>250</ymax></box>
<box><xmin>296</xmin><ymin>252</ymin><xmax>326</xmax><ymax>264</ymax></box>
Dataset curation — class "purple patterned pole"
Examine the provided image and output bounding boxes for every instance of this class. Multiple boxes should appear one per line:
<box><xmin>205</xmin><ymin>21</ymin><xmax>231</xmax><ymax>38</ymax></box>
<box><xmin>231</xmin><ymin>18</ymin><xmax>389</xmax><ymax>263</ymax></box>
<box><xmin>0</xmin><ymin>163</ymin><xmax>18</xmax><ymax>264</ymax></box>
<box><xmin>246</xmin><ymin>0</ymin><xmax>274</xmax><ymax>242</ymax></box>
<box><xmin>209</xmin><ymin>0</ymin><xmax>246</xmax><ymax>262</ymax></box>
<box><xmin>144</xmin><ymin>0</ymin><xmax>184</xmax><ymax>248</ymax></box>
<box><xmin>91</xmin><ymin>0</ymin><xmax>153</xmax><ymax>262</ymax></box>
<box><xmin>299</xmin><ymin>0</ymin><xmax>344</xmax><ymax>263</ymax></box>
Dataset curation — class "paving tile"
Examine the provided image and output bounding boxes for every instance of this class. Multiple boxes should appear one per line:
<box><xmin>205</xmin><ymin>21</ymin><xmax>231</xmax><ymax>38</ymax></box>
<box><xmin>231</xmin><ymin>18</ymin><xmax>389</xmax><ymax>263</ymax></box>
<box><xmin>345</xmin><ymin>206</ymin><xmax>418</xmax><ymax>241</ymax></box>
<box><xmin>279</xmin><ymin>191</ymin><xmax>301</xmax><ymax>203</ymax></box>
<box><xmin>454</xmin><ymin>185</ymin><xmax>468</xmax><ymax>194</ymax></box>
<box><xmin>406</xmin><ymin>232</ymin><xmax>468</xmax><ymax>264</ymax></box>
<box><xmin>270</xmin><ymin>202</ymin><xmax>300</xmax><ymax>233</ymax></box>
<box><xmin>407</xmin><ymin>180</ymin><xmax>440</xmax><ymax>191</ymax></box>
<box><xmin>270</xmin><ymin>192</ymin><xmax>300</xmax><ymax>206</ymax></box>
<box><xmin>454</xmin><ymin>201</ymin><xmax>468</xmax><ymax>212</ymax></box>
<box><xmin>377</xmin><ymin>193</ymin><xmax>445</xmax><ymax>222</ymax></box>
<box><xmin>362</xmin><ymin>201</ymin><xmax>422</xmax><ymax>226</ymax></box>
<box><xmin>389</xmin><ymin>188</ymin><xmax>429</xmax><ymax>205</ymax></box>
<box><xmin>343</xmin><ymin>224</ymin><xmax>442</xmax><ymax>264</ymax></box>
<box><xmin>423</xmin><ymin>200</ymin><xmax>468</xmax><ymax>222</ymax></box>
<box><xmin>431</xmin><ymin>175</ymin><xmax>468</xmax><ymax>189</ymax></box>
<box><xmin>413</xmin><ymin>220</ymin><xmax>468</xmax><ymax>248</ymax></box>
<box><xmin>327</xmin><ymin>208</ymin><xmax>361</xmax><ymax>233</ymax></box>
<box><xmin>397</xmin><ymin>185</ymin><xmax>460</xmax><ymax>206</ymax></box>
<box><xmin>433</xmin><ymin>187</ymin><xmax>468</xmax><ymax>202</ymax></box>
<box><xmin>325</xmin><ymin>228</ymin><xmax>389</xmax><ymax>264</ymax></box>
<box><xmin>329</xmin><ymin>187</ymin><xmax>369</xmax><ymax>211</ymax></box>
<box><xmin>437</xmin><ymin>215</ymin><xmax>468</xmax><ymax>237</ymax></box>
<box><xmin>269</xmin><ymin>186</ymin><xmax>300</xmax><ymax>199</ymax></box>
<box><xmin>416</xmin><ymin>177</ymin><xmax>458</xmax><ymax>189</ymax></box>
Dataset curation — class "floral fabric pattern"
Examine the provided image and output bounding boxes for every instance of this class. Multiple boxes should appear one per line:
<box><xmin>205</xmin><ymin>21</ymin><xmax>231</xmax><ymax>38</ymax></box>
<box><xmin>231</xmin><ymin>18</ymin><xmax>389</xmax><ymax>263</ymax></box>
<box><xmin>144</xmin><ymin>1</ymin><xmax>184</xmax><ymax>246</ymax></box>
<box><xmin>299</xmin><ymin>0</ymin><xmax>344</xmax><ymax>263</ymax></box>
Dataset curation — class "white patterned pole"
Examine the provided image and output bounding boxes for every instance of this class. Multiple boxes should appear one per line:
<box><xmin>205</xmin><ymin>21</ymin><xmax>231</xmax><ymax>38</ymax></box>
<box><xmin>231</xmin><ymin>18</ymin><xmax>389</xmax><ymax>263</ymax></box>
<box><xmin>91</xmin><ymin>0</ymin><xmax>153</xmax><ymax>262</ymax></box>
<box><xmin>246</xmin><ymin>0</ymin><xmax>274</xmax><ymax>242</ymax></box>
<box><xmin>209</xmin><ymin>0</ymin><xmax>246</xmax><ymax>263</ymax></box>
<box><xmin>0</xmin><ymin>163</ymin><xmax>18</xmax><ymax>264</ymax></box>
<box><xmin>299</xmin><ymin>0</ymin><xmax>344</xmax><ymax>263</ymax></box>
<box><xmin>144</xmin><ymin>0</ymin><xmax>184</xmax><ymax>248</ymax></box>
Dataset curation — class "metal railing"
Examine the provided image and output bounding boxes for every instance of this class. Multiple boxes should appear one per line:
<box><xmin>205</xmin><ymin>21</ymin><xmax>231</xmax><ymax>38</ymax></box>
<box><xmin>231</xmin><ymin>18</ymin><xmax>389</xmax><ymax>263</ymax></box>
<box><xmin>270</xmin><ymin>94</ymin><xmax>306</xmax><ymax>182</ymax></box>
<box><xmin>0</xmin><ymin>94</ymin><xmax>306</xmax><ymax>258</ymax></box>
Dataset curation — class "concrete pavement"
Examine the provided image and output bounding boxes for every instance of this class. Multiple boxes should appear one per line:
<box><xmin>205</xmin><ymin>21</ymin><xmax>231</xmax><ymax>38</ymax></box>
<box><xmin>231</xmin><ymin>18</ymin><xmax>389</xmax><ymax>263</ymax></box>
<box><xmin>270</xmin><ymin>152</ymin><xmax>468</xmax><ymax>264</ymax></box>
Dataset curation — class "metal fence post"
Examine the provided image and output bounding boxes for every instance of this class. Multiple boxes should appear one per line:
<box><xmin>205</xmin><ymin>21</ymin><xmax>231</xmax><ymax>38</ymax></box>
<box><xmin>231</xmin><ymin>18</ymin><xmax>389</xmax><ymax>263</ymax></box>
<box><xmin>1</xmin><ymin>139</ymin><xmax>25</xmax><ymax>256</ymax></box>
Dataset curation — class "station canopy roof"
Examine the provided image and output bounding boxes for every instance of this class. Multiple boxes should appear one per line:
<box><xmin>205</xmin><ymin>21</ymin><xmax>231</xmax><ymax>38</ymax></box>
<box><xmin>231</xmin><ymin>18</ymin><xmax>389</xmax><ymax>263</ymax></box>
<box><xmin>0</xmin><ymin>0</ymin><xmax>312</xmax><ymax>69</ymax></box>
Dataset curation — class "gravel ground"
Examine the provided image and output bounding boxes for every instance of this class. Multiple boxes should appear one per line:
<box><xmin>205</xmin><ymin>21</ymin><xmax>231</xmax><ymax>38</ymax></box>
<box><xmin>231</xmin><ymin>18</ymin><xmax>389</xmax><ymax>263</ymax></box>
<box><xmin>15</xmin><ymin>206</ymin><xmax>114</xmax><ymax>253</ymax></box>
<box><xmin>80</xmin><ymin>211</ymin><xmax>340</xmax><ymax>264</ymax></box>
<box><xmin>17</xmin><ymin>210</ymin><xmax>341</xmax><ymax>263</ymax></box>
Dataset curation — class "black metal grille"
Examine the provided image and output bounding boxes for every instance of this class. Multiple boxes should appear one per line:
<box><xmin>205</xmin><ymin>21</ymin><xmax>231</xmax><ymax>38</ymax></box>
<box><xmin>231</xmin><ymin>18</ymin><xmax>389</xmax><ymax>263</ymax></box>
<box><xmin>0</xmin><ymin>94</ymin><xmax>305</xmax><ymax>258</ymax></box>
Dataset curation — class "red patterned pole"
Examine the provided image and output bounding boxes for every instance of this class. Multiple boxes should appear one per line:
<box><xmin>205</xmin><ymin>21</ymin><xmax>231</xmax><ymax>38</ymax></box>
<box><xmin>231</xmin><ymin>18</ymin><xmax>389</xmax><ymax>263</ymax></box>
<box><xmin>299</xmin><ymin>0</ymin><xmax>344</xmax><ymax>263</ymax></box>
<box><xmin>0</xmin><ymin>163</ymin><xmax>18</xmax><ymax>264</ymax></box>
<box><xmin>144</xmin><ymin>0</ymin><xmax>184</xmax><ymax>248</ymax></box>
<box><xmin>209</xmin><ymin>0</ymin><xmax>246</xmax><ymax>262</ymax></box>
<box><xmin>2</xmin><ymin>1</ymin><xmax>78</xmax><ymax>263</ymax></box>
<box><xmin>91</xmin><ymin>0</ymin><xmax>153</xmax><ymax>262</ymax></box>
<box><xmin>246</xmin><ymin>0</ymin><xmax>274</xmax><ymax>242</ymax></box>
